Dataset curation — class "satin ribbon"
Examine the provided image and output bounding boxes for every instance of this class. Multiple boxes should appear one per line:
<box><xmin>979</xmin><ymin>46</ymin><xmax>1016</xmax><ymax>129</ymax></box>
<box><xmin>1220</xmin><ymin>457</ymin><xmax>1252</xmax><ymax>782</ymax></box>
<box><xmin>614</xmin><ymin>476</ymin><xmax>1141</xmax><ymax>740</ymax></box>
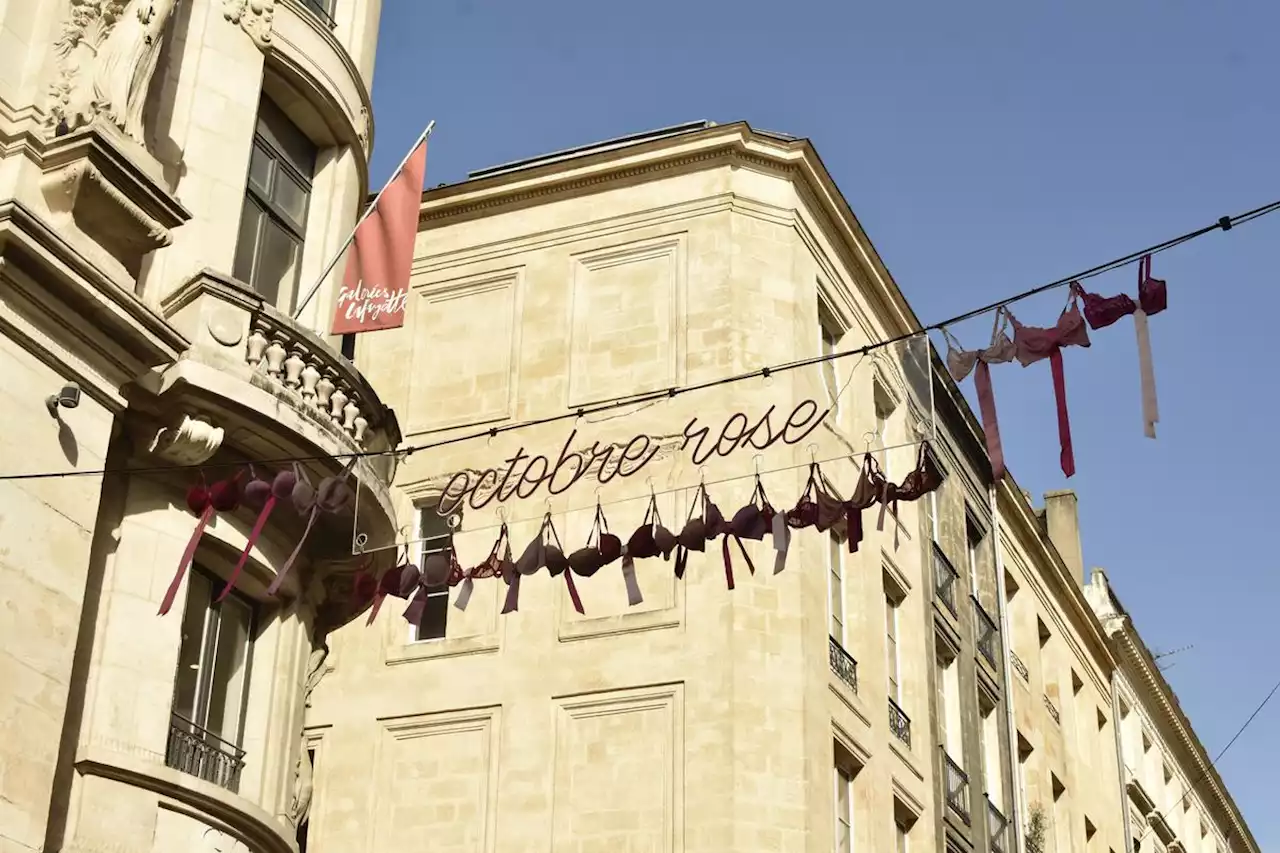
<box><xmin>1049</xmin><ymin>348</ymin><xmax>1075</xmax><ymax>478</ymax></box>
<box><xmin>454</xmin><ymin>570</ymin><xmax>476</xmax><ymax>611</ymax></box>
<box><xmin>772</xmin><ymin>513</ymin><xmax>790</xmax><ymax>574</ymax></box>
<box><xmin>974</xmin><ymin>360</ymin><xmax>1007</xmax><ymax>480</ymax></box>
<box><xmin>620</xmin><ymin>554</ymin><xmax>644</xmax><ymax>606</ymax></box>
<box><xmin>563</xmin><ymin>569</ymin><xmax>585</xmax><ymax>614</ymax></box>
<box><xmin>1133</xmin><ymin>308</ymin><xmax>1159</xmax><ymax>439</ymax></box>
<box><xmin>720</xmin><ymin>535</ymin><xmax>756</xmax><ymax>591</ymax></box>
<box><xmin>160</xmin><ymin>504</ymin><xmax>213</xmax><ymax>616</ymax></box>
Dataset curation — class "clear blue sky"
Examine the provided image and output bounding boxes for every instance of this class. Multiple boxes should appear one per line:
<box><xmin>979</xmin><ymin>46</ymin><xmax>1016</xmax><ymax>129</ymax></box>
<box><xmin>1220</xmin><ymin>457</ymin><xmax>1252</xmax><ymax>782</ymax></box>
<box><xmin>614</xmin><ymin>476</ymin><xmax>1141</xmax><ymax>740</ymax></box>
<box><xmin>368</xmin><ymin>1</ymin><xmax>1277</xmax><ymax>845</ymax></box>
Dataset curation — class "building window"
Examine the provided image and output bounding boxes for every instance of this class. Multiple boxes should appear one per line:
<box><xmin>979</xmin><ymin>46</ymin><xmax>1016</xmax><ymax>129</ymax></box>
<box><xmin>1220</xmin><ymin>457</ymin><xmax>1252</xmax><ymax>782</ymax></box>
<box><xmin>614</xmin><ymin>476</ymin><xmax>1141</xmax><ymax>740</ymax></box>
<box><xmin>234</xmin><ymin>97</ymin><xmax>317</xmax><ymax>314</ymax></box>
<box><xmin>299</xmin><ymin>0</ymin><xmax>338</xmax><ymax>28</ymax></box>
<box><xmin>168</xmin><ymin>568</ymin><xmax>255</xmax><ymax>792</ymax></box>
<box><xmin>885</xmin><ymin>594</ymin><xmax>901</xmax><ymax>702</ymax></box>
<box><xmin>895</xmin><ymin>820</ymin><xmax>909</xmax><ymax>853</ymax></box>
<box><xmin>818</xmin><ymin>297</ymin><xmax>842</xmax><ymax>412</ymax></box>
<box><xmin>410</xmin><ymin>506</ymin><xmax>454</xmax><ymax>642</ymax></box>
<box><xmin>835</xmin><ymin>764</ymin><xmax>854</xmax><ymax>852</ymax></box>
<box><xmin>965</xmin><ymin>515</ymin><xmax>983</xmax><ymax>595</ymax></box>
<box><xmin>827</xmin><ymin>533</ymin><xmax>845</xmax><ymax>644</ymax></box>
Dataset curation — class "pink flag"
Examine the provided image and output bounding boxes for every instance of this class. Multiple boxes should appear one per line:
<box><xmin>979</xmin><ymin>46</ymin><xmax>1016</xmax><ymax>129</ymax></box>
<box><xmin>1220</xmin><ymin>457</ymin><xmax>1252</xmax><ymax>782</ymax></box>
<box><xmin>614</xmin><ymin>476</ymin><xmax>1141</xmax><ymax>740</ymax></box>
<box><xmin>330</xmin><ymin>139</ymin><xmax>427</xmax><ymax>336</ymax></box>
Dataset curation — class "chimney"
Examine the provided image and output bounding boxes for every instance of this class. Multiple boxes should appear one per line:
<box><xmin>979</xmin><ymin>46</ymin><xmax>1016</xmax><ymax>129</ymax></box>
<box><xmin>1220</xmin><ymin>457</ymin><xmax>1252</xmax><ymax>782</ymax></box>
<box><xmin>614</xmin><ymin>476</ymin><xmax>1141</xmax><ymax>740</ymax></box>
<box><xmin>1043</xmin><ymin>490</ymin><xmax>1085</xmax><ymax>585</ymax></box>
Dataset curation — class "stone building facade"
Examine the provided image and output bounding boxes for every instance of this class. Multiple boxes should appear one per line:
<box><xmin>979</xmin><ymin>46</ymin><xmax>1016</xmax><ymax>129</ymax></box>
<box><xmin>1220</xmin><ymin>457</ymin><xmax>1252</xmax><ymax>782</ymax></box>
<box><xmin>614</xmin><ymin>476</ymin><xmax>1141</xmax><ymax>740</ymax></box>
<box><xmin>0</xmin><ymin>1</ymin><xmax>398</xmax><ymax>852</ymax></box>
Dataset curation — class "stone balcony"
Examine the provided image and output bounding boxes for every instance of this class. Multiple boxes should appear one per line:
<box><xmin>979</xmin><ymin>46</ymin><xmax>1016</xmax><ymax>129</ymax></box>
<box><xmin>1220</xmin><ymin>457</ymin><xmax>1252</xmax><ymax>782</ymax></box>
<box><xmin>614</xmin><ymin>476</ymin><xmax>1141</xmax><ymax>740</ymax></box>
<box><xmin>143</xmin><ymin>269</ymin><xmax>402</xmax><ymax>568</ymax></box>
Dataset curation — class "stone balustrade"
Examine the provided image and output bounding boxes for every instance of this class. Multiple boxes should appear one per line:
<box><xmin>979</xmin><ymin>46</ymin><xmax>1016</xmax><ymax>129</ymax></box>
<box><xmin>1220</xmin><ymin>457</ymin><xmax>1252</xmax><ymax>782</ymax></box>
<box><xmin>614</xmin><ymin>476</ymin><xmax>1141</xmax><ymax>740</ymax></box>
<box><xmin>246</xmin><ymin>312</ymin><xmax>375</xmax><ymax>446</ymax></box>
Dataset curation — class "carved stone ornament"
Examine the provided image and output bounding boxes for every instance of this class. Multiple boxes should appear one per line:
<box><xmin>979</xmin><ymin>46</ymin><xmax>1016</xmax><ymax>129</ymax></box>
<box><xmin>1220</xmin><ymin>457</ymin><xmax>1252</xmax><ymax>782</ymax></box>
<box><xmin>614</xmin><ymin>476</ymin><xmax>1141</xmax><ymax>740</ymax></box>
<box><xmin>223</xmin><ymin>0</ymin><xmax>276</xmax><ymax>50</ymax></box>
<box><xmin>148</xmin><ymin>414</ymin><xmax>225</xmax><ymax>465</ymax></box>
<box><xmin>46</xmin><ymin>0</ymin><xmax>181</xmax><ymax>146</ymax></box>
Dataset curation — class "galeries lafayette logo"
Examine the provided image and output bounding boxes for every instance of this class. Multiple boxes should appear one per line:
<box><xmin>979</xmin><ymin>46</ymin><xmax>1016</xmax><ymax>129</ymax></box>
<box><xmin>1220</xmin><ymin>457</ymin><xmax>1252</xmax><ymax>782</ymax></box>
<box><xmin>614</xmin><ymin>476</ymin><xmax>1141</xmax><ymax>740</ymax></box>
<box><xmin>436</xmin><ymin>399</ymin><xmax>830</xmax><ymax>514</ymax></box>
<box><xmin>331</xmin><ymin>283</ymin><xmax>409</xmax><ymax>335</ymax></box>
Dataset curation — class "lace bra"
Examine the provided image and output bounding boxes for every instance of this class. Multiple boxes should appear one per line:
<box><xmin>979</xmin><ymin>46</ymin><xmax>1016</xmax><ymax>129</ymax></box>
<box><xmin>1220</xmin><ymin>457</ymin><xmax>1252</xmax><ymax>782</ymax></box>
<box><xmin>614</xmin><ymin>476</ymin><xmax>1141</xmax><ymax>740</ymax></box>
<box><xmin>942</xmin><ymin>308</ymin><xmax>1017</xmax><ymax>481</ymax></box>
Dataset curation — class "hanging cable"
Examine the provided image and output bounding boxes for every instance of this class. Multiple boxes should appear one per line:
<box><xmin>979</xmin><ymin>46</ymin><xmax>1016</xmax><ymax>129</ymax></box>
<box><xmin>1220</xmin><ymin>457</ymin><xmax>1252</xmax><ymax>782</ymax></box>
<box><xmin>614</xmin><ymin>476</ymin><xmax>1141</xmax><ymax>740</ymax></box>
<box><xmin>2</xmin><ymin>197</ymin><xmax>1277</xmax><ymax>484</ymax></box>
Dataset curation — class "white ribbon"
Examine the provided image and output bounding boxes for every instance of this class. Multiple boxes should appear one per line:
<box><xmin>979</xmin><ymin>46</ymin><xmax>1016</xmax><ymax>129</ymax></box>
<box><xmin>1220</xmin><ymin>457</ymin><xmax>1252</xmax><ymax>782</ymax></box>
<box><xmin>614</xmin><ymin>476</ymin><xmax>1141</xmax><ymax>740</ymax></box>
<box><xmin>1133</xmin><ymin>308</ymin><xmax>1159</xmax><ymax>439</ymax></box>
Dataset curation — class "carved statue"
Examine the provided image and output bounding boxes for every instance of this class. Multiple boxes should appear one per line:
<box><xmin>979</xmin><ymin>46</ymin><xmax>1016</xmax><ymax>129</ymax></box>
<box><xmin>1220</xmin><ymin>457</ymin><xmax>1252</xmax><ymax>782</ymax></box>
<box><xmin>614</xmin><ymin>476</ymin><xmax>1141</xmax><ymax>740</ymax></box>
<box><xmin>286</xmin><ymin>626</ymin><xmax>329</xmax><ymax>829</ymax></box>
<box><xmin>94</xmin><ymin>0</ymin><xmax>180</xmax><ymax>141</ymax></box>
<box><xmin>47</xmin><ymin>0</ymin><xmax>180</xmax><ymax>144</ymax></box>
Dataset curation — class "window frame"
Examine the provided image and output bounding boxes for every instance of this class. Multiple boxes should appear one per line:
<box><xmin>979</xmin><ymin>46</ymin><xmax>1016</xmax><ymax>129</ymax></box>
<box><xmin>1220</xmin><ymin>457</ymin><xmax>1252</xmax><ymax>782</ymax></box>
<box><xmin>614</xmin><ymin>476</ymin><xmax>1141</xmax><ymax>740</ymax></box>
<box><xmin>171</xmin><ymin>566</ymin><xmax>256</xmax><ymax>748</ymax></box>
<box><xmin>885</xmin><ymin>594</ymin><xmax>901</xmax><ymax>702</ymax></box>
<box><xmin>234</xmin><ymin>100</ymin><xmax>317</xmax><ymax>314</ymax></box>
<box><xmin>834</xmin><ymin>764</ymin><xmax>854</xmax><ymax>852</ymax></box>
<box><xmin>408</xmin><ymin>505</ymin><xmax>455</xmax><ymax>643</ymax></box>
<box><xmin>826</xmin><ymin>533</ymin><xmax>845</xmax><ymax>645</ymax></box>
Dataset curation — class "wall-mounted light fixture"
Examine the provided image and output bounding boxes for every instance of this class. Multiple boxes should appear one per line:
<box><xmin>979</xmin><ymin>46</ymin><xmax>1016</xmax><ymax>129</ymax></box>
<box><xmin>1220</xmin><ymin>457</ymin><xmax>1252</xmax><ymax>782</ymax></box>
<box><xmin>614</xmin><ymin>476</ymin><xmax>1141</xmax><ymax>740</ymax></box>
<box><xmin>46</xmin><ymin>382</ymin><xmax>81</xmax><ymax>417</ymax></box>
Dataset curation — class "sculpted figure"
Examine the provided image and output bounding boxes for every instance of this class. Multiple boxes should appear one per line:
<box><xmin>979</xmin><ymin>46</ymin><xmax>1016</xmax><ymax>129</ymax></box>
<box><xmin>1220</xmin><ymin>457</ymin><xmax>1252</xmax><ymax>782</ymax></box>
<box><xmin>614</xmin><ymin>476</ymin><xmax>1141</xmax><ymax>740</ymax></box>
<box><xmin>92</xmin><ymin>0</ymin><xmax>180</xmax><ymax>141</ymax></box>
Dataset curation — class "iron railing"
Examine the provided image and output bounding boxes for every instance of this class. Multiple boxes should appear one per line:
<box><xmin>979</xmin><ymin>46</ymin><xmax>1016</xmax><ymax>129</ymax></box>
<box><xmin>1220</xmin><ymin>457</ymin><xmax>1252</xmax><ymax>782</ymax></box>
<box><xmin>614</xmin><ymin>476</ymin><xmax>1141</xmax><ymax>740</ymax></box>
<box><xmin>1011</xmin><ymin>650</ymin><xmax>1030</xmax><ymax>683</ymax></box>
<box><xmin>888</xmin><ymin>697</ymin><xmax>911</xmax><ymax>748</ymax></box>
<box><xmin>297</xmin><ymin>0</ymin><xmax>337</xmax><ymax>29</ymax></box>
<box><xmin>165</xmin><ymin>713</ymin><xmax>246</xmax><ymax>792</ymax></box>
<box><xmin>934</xmin><ymin>544</ymin><xmax>959</xmax><ymax>616</ymax></box>
<box><xmin>973</xmin><ymin>596</ymin><xmax>999</xmax><ymax>667</ymax></box>
<box><xmin>943</xmin><ymin>750</ymin><xmax>971</xmax><ymax>825</ymax></box>
<box><xmin>829</xmin><ymin>636</ymin><xmax>859</xmax><ymax>694</ymax></box>
<box><xmin>987</xmin><ymin>797</ymin><xmax>1009</xmax><ymax>853</ymax></box>
<box><xmin>1043</xmin><ymin>693</ymin><xmax>1061</xmax><ymax>725</ymax></box>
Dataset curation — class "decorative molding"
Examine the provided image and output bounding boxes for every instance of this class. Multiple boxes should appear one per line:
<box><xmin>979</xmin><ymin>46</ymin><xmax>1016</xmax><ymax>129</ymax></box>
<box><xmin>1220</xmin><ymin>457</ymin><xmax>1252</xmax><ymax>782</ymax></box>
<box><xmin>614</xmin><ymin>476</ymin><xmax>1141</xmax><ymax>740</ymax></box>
<box><xmin>223</xmin><ymin>0</ymin><xmax>276</xmax><ymax>50</ymax></box>
<box><xmin>148</xmin><ymin>413</ymin><xmax>224</xmax><ymax>465</ymax></box>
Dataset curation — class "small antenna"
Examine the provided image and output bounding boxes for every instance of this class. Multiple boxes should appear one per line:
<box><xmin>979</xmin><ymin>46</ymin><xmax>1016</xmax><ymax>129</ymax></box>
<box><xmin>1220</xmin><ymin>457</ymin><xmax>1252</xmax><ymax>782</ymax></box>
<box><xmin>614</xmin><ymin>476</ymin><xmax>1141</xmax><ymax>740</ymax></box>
<box><xmin>1152</xmin><ymin>644</ymin><xmax>1194</xmax><ymax>671</ymax></box>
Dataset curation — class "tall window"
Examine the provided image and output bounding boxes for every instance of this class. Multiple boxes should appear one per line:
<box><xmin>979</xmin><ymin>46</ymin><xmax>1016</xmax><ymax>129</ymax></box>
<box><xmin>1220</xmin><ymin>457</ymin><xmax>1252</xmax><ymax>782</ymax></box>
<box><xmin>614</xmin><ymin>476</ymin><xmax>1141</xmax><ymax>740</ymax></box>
<box><xmin>169</xmin><ymin>568</ymin><xmax>255</xmax><ymax>790</ymax></box>
<box><xmin>819</xmin><ymin>298</ymin><xmax>842</xmax><ymax>412</ymax></box>
<box><xmin>939</xmin><ymin>649</ymin><xmax>963</xmax><ymax>762</ymax></box>
<box><xmin>965</xmin><ymin>516</ymin><xmax>983</xmax><ymax>595</ymax></box>
<box><xmin>410</xmin><ymin>506</ymin><xmax>454</xmax><ymax>641</ymax></box>
<box><xmin>834</xmin><ymin>764</ymin><xmax>854</xmax><ymax>852</ymax></box>
<box><xmin>827</xmin><ymin>534</ymin><xmax>845</xmax><ymax>644</ymax></box>
<box><xmin>980</xmin><ymin>699</ymin><xmax>1002</xmax><ymax>803</ymax></box>
<box><xmin>234</xmin><ymin>97</ymin><xmax>316</xmax><ymax>314</ymax></box>
<box><xmin>299</xmin><ymin>0</ymin><xmax>338</xmax><ymax>28</ymax></box>
<box><xmin>873</xmin><ymin>380</ymin><xmax>896</xmax><ymax>479</ymax></box>
<box><xmin>885</xmin><ymin>594</ymin><xmax>901</xmax><ymax>702</ymax></box>
<box><xmin>895</xmin><ymin>820</ymin><xmax>909</xmax><ymax>853</ymax></box>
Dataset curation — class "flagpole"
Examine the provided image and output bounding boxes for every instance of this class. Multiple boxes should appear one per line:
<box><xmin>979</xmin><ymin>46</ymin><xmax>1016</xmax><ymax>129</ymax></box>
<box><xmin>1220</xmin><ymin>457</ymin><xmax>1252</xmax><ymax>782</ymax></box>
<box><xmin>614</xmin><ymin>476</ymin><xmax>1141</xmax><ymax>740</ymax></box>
<box><xmin>292</xmin><ymin>119</ymin><xmax>435</xmax><ymax>319</ymax></box>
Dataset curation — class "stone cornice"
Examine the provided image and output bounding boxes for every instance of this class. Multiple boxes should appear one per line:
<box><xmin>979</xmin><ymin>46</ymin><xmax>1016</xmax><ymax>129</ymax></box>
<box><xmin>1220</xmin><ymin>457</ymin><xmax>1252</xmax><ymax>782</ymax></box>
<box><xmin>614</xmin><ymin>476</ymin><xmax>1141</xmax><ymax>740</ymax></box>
<box><xmin>418</xmin><ymin>123</ymin><xmax>921</xmax><ymax>340</ymax></box>
<box><xmin>0</xmin><ymin>199</ymin><xmax>188</xmax><ymax>370</ymax></box>
<box><xmin>1113</xmin><ymin>627</ymin><xmax>1258</xmax><ymax>851</ymax></box>
<box><xmin>994</xmin><ymin>476</ymin><xmax>1117</xmax><ymax>693</ymax></box>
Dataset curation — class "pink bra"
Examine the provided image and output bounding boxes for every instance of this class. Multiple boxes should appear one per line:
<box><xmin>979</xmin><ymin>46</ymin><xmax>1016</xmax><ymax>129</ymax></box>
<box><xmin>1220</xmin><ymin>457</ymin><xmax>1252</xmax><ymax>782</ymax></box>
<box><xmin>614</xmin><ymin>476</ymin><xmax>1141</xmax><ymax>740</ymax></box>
<box><xmin>1007</xmin><ymin>292</ymin><xmax>1091</xmax><ymax>478</ymax></box>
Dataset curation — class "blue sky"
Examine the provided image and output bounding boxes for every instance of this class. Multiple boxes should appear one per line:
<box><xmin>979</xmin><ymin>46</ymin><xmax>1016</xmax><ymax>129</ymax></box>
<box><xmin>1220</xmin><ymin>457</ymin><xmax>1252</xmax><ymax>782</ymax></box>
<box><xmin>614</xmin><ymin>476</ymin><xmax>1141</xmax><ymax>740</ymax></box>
<box><xmin>368</xmin><ymin>1</ymin><xmax>1278</xmax><ymax>845</ymax></box>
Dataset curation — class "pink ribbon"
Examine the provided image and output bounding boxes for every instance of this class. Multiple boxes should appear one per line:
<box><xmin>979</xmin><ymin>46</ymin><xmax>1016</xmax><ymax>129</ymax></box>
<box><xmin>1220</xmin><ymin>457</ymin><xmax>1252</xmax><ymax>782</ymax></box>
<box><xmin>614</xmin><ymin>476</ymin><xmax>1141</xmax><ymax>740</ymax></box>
<box><xmin>1050</xmin><ymin>349</ymin><xmax>1075</xmax><ymax>478</ymax></box>
<box><xmin>974</xmin><ymin>360</ymin><xmax>1007</xmax><ymax>480</ymax></box>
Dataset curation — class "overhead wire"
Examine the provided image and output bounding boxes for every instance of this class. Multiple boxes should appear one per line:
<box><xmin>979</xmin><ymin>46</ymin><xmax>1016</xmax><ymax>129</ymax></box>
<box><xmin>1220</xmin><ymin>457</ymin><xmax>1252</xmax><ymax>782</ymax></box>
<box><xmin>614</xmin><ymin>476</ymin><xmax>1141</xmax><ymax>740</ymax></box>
<box><xmin>2</xmin><ymin>197</ymin><xmax>1278</xmax><ymax>484</ymax></box>
<box><xmin>1131</xmin><ymin>673</ymin><xmax>1279</xmax><ymax>850</ymax></box>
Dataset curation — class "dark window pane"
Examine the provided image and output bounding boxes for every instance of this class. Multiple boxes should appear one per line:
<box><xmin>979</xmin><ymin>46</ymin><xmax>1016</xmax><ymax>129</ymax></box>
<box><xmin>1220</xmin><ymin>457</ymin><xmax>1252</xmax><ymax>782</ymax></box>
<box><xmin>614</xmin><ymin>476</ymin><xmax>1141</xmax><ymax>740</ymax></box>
<box><xmin>255</xmin><ymin>218</ymin><xmax>301</xmax><ymax>311</ymax></box>
<box><xmin>256</xmin><ymin>98</ymin><xmax>317</xmax><ymax>178</ymax></box>
<box><xmin>272</xmin><ymin>169</ymin><xmax>309</xmax><ymax>231</ymax></box>
<box><xmin>415</xmin><ymin>591</ymin><xmax>449</xmax><ymax>640</ymax></box>
<box><xmin>233</xmin><ymin>199</ymin><xmax>263</xmax><ymax>286</ymax></box>
<box><xmin>205</xmin><ymin>594</ymin><xmax>252</xmax><ymax>746</ymax></box>
<box><xmin>248</xmin><ymin>143</ymin><xmax>272</xmax><ymax>196</ymax></box>
<box><xmin>173</xmin><ymin>572</ymin><xmax>212</xmax><ymax>722</ymax></box>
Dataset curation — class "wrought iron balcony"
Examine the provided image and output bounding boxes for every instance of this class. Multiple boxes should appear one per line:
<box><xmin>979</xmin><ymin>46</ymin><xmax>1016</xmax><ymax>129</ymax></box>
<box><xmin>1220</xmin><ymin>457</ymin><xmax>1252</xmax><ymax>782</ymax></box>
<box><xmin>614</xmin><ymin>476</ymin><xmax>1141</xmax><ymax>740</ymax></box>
<box><xmin>888</xmin><ymin>697</ymin><xmax>911</xmax><ymax>748</ymax></box>
<box><xmin>943</xmin><ymin>750</ymin><xmax>971</xmax><ymax>825</ymax></box>
<box><xmin>934</xmin><ymin>543</ymin><xmax>959</xmax><ymax>616</ymax></box>
<box><xmin>1011</xmin><ymin>650</ymin><xmax>1030</xmax><ymax>683</ymax></box>
<box><xmin>1043</xmin><ymin>693</ymin><xmax>1061</xmax><ymax>725</ymax></box>
<box><xmin>973</xmin><ymin>596</ymin><xmax>999</xmax><ymax>668</ymax></box>
<box><xmin>829</xmin><ymin>636</ymin><xmax>859</xmax><ymax>693</ymax></box>
<box><xmin>987</xmin><ymin>797</ymin><xmax>1009</xmax><ymax>853</ymax></box>
<box><xmin>165</xmin><ymin>713</ymin><xmax>246</xmax><ymax>793</ymax></box>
